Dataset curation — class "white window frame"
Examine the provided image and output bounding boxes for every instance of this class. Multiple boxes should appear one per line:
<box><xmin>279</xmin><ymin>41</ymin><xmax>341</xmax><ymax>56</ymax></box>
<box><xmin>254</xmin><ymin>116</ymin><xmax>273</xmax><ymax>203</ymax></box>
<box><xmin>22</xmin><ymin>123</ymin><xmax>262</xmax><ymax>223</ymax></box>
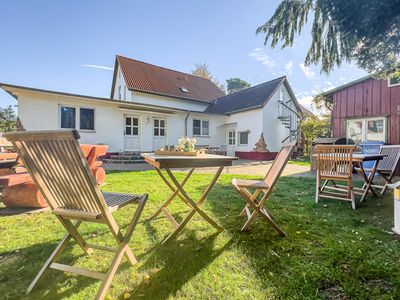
<box><xmin>388</xmin><ymin>77</ymin><xmax>400</xmax><ymax>87</ymax></box>
<box><xmin>238</xmin><ymin>131</ymin><xmax>249</xmax><ymax>145</ymax></box>
<box><xmin>227</xmin><ymin>130</ymin><xmax>236</xmax><ymax>145</ymax></box>
<box><xmin>153</xmin><ymin>118</ymin><xmax>167</xmax><ymax>137</ymax></box>
<box><xmin>193</xmin><ymin>119</ymin><xmax>210</xmax><ymax>137</ymax></box>
<box><xmin>59</xmin><ymin>105</ymin><xmax>96</xmax><ymax>132</ymax></box>
<box><xmin>124</xmin><ymin>116</ymin><xmax>140</xmax><ymax>136</ymax></box>
<box><xmin>345</xmin><ymin>116</ymin><xmax>387</xmax><ymax>143</ymax></box>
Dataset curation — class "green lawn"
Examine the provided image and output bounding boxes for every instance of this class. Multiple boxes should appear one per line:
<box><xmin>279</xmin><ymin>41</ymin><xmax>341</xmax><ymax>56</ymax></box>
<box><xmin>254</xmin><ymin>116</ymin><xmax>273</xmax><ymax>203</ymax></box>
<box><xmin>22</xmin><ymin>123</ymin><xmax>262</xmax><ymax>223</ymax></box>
<box><xmin>288</xmin><ymin>156</ymin><xmax>311</xmax><ymax>166</ymax></box>
<box><xmin>1</xmin><ymin>171</ymin><xmax>399</xmax><ymax>299</ymax></box>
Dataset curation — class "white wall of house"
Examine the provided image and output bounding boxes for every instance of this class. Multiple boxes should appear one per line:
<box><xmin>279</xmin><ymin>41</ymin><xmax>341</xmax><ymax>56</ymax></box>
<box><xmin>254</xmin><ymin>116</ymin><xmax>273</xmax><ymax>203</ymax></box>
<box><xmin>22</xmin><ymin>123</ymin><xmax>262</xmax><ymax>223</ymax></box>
<box><xmin>132</xmin><ymin>91</ymin><xmax>209</xmax><ymax>112</ymax></box>
<box><xmin>226</xmin><ymin>109</ymin><xmax>263</xmax><ymax>152</ymax></box>
<box><xmin>186</xmin><ymin>113</ymin><xmax>226</xmax><ymax>147</ymax></box>
<box><xmin>263</xmin><ymin>84</ymin><xmax>299</xmax><ymax>152</ymax></box>
<box><xmin>15</xmin><ymin>90</ymin><xmax>226</xmax><ymax>153</ymax></box>
<box><xmin>113</xmin><ymin>64</ymin><xmax>130</xmax><ymax>101</ymax></box>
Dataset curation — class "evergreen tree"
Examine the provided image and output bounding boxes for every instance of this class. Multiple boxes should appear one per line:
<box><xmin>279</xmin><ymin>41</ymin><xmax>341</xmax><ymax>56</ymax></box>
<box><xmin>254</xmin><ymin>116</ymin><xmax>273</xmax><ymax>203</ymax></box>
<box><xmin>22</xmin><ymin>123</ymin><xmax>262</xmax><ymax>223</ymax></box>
<box><xmin>257</xmin><ymin>0</ymin><xmax>400</xmax><ymax>76</ymax></box>
<box><xmin>0</xmin><ymin>105</ymin><xmax>16</xmax><ymax>132</ymax></box>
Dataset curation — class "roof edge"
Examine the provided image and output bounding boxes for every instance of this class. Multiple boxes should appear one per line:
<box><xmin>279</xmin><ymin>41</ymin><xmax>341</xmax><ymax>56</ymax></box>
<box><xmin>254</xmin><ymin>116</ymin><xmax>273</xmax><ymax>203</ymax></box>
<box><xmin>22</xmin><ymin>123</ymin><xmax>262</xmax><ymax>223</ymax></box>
<box><xmin>322</xmin><ymin>74</ymin><xmax>373</xmax><ymax>96</ymax></box>
<box><xmin>0</xmin><ymin>82</ymin><xmax>227</xmax><ymax>116</ymax></box>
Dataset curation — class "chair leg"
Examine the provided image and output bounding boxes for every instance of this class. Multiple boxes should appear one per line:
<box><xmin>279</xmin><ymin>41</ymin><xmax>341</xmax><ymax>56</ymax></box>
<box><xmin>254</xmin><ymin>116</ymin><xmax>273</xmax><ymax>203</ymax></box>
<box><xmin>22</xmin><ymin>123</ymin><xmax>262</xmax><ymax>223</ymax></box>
<box><xmin>258</xmin><ymin>209</ymin><xmax>287</xmax><ymax>237</ymax></box>
<box><xmin>315</xmin><ymin>180</ymin><xmax>320</xmax><ymax>204</ymax></box>
<box><xmin>95</xmin><ymin>245</ymin><xmax>127</xmax><ymax>300</ymax></box>
<box><xmin>350</xmin><ymin>189</ymin><xmax>356</xmax><ymax>210</ymax></box>
<box><xmin>27</xmin><ymin>221</ymin><xmax>82</xmax><ymax>294</ymax></box>
<box><xmin>241</xmin><ymin>210</ymin><xmax>258</xmax><ymax>231</ymax></box>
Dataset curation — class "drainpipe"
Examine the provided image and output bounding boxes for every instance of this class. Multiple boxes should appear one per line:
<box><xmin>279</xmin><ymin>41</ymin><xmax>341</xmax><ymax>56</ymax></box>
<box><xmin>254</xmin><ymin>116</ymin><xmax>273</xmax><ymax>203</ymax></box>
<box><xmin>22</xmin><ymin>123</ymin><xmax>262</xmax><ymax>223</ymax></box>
<box><xmin>184</xmin><ymin>111</ymin><xmax>190</xmax><ymax>137</ymax></box>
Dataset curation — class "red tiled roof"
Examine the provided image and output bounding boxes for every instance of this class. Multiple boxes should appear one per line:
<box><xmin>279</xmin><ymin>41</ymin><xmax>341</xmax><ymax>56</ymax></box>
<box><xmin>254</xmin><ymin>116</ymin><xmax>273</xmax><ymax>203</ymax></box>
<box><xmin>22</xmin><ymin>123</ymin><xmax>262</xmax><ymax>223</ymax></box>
<box><xmin>113</xmin><ymin>55</ymin><xmax>225</xmax><ymax>102</ymax></box>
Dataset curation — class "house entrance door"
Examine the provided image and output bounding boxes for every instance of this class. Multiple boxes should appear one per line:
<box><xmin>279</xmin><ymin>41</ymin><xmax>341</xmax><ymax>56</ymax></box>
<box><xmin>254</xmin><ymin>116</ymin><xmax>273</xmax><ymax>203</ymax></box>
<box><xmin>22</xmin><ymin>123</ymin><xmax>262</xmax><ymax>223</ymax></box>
<box><xmin>124</xmin><ymin>115</ymin><xmax>140</xmax><ymax>151</ymax></box>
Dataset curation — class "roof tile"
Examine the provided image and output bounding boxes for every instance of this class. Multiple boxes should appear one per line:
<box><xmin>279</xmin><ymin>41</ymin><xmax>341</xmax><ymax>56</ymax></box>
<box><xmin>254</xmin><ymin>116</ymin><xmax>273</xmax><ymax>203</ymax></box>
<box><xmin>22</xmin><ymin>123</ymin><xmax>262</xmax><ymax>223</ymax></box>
<box><xmin>116</xmin><ymin>55</ymin><xmax>224</xmax><ymax>102</ymax></box>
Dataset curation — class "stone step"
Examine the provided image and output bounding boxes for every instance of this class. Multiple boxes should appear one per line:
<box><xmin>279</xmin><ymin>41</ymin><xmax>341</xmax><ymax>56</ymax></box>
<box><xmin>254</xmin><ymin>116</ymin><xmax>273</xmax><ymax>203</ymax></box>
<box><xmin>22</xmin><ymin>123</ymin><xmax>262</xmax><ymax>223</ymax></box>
<box><xmin>109</xmin><ymin>155</ymin><xmax>139</xmax><ymax>160</ymax></box>
<box><xmin>103</xmin><ymin>158</ymin><xmax>145</xmax><ymax>164</ymax></box>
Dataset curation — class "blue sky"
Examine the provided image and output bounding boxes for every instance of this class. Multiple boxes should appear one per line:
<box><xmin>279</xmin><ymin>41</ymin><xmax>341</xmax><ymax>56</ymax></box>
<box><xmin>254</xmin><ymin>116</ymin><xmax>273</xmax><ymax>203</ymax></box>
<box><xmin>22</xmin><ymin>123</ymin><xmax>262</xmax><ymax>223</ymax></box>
<box><xmin>0</xmin><ymin>0</ymin><xmax>367</xmax><ymax>112</ymax></box>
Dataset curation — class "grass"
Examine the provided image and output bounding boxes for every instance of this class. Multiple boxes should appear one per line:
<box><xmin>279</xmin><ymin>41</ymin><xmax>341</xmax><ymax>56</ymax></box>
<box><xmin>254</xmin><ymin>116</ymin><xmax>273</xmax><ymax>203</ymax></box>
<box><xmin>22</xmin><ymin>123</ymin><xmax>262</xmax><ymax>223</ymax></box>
<box><xmin>288</xmin><ymin>156</ymin><xmax>311</xmax><ymax>166</ymax></box>
<box><xmin>1</xmin><ymin>170</ymin><xmax>400</xmax><ymax>299</ymax></box>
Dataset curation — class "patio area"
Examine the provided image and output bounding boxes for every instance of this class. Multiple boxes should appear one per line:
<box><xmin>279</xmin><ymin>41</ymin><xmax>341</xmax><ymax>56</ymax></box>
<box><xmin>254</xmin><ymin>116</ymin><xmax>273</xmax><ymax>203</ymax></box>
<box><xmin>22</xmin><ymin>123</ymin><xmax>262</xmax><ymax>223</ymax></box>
<box><xmin>1</xmin><ymin>169</ymin><xmax>399</xmax><ymax>299</ymax></box>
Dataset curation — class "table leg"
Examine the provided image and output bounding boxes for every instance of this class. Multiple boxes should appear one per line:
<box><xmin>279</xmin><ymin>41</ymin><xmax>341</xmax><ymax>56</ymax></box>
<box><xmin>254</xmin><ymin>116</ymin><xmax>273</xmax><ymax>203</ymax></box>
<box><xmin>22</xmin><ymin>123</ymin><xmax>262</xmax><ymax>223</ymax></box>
<box><xmin>359</xmin><ymin>160</ymin><xmax>379</xmax><ymax>202</ymax></box>
<box><xmin>149</xmin><ymin>168</ymin><xmax>195</xmax><ymax>220</ymax></box>
<box><xmin>162</xmin><ymin>167</ymin><xmax>224</xmax><ymax>244</ymax></box>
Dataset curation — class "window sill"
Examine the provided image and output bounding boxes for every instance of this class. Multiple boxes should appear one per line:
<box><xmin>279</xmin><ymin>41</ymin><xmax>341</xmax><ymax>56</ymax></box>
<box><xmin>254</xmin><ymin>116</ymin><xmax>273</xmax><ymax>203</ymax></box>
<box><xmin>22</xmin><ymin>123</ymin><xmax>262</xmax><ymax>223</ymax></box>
<box><xmin>79</xmin><ymin>130</ymin><xmax>96</xmax><ymax>133</ymax></box>
<box><xmin>193</xmin><ymin>135</ymin><xmax>211</xmax><ymax>138</ymax></box>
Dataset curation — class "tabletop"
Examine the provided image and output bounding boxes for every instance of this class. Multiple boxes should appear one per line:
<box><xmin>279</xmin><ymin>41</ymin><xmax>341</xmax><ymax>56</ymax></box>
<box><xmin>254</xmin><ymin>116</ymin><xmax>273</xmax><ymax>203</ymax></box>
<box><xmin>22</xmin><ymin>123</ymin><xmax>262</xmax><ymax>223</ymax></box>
<box><xmin>313</xmin><ymin>153</ymin><xmax>386</xmax><ymax>162</ymax></box>
<box><xmin>141</xmin><ymin>153</ymin><xmax>238</xmax><ymax>169</ymax></box>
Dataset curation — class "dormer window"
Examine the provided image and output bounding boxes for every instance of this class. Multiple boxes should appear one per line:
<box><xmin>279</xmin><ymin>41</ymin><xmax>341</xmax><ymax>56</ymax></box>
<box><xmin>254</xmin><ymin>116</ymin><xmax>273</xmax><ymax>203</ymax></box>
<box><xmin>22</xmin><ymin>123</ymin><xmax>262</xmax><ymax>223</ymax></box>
<box><xmin>180</xmin><ymin>87</ymin><xmax>189</xmax><ymax>93</ymax></box>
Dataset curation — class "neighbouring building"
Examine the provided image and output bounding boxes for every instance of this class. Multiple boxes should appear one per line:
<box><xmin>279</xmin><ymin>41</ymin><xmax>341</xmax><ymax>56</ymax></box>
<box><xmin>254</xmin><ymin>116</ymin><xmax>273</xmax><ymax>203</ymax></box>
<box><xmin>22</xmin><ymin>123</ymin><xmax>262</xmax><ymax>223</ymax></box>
<box><xmin>0</xmin><ymin>55</ymin><xmax>302</xmax><ymax>159</ymax></box>
<box><xmin>323</xmin><ymin>75</ymin><xmax>400</xmax><ymax>145</ymax></box>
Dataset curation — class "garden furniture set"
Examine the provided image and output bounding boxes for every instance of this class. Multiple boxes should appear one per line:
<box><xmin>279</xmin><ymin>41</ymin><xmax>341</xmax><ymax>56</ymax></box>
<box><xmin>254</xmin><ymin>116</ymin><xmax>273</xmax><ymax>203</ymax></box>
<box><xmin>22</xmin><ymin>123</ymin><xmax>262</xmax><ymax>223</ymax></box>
<box><xmin>315</xmin><ymin>144</ymin><xmax>400</xmax><ymax>209</ymax></box>
<box><xmin>3</xmin><ymin>129</ymin><xmax>295</xmax><ymax>300</ymax></box>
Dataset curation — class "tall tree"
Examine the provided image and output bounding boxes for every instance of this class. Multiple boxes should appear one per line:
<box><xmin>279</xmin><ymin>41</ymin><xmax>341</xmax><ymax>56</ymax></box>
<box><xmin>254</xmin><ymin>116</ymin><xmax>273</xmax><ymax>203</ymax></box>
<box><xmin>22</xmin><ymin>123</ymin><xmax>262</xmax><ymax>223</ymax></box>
<box><xmin>0</xmin><ymin>105</ymin><xmax>16</xmax><ymax>132</ymax></box>
<box><xmin>192</xmin><ymin>63</ymin><xmax>225</xmax><ymax>93</ymax></box>
<box><xmin>226</xmin><ymin>78</ymin><xmax>251</xmax><ymax>94</ymax></box>
<box><xmin>257</xmin><ymin>0</ymin><xmax>400</xmax><ymax>76</ymax></box>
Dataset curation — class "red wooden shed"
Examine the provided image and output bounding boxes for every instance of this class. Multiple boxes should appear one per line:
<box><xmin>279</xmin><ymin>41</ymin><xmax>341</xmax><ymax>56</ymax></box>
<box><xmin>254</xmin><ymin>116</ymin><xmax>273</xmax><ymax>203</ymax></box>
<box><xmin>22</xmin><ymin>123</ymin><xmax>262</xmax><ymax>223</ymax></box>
<box><xmin>324</xmin><ymin>75</ymin><xmax>400</xmax><ymax>146</ymax></box>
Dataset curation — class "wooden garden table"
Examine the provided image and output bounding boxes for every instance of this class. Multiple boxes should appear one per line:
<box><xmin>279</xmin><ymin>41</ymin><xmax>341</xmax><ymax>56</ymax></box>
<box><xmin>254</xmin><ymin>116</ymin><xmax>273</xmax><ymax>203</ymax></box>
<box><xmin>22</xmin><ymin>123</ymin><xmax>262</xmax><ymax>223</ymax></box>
<box><xmin>141</xmin><ymin>153</ymin><xmax>238</xmax><ymax>244</ymax></box>
<box><xmin>314</xmin><ymin>153</ymin><xmax>386</xmax><ymax>202</ymax></box>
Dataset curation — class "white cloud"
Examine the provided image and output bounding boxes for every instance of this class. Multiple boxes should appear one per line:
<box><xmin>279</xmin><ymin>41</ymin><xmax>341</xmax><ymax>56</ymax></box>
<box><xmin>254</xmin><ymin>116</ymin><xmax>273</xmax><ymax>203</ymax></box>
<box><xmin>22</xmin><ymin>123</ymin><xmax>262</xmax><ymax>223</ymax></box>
<box><xmin>82</xmin><ymin>64</ymin><xmax>113</xmax><ymax>71</ymax></box>
<box><xmin>249</xmin><ymin>48</ymin><xmax>276</xmax><ymax>69</ymax></box>
<box><xmin>299</xmin><ymin>63</ymin><xmax>315</xmax><ymax>79</ymax></box>
<box><xmin>284</xmin><ymin>61</ymin><xmax>293</xmax><ymax>75</ymax></box>
<box><xmin>298</xmin><ymin>95</ymin><xmax>313</xmax><ymax>107</ymax></box>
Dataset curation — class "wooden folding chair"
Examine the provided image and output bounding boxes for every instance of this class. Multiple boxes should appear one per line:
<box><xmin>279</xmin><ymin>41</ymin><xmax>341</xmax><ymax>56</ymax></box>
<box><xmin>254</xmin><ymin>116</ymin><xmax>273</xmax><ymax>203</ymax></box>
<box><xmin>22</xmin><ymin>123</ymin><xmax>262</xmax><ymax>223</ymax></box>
<box><xmin>4</xmin><ymin>130</ymin><xmax>148</xmax><ymax>300</ymax></box>
<box><xmin>315</xmin><ymin>145</ymin><xmax>356</xmax><ymax>209</ymax></box>
<box><xmin>357</xmin><ymin>145</ymin><xmax>400</xmax><ymax>196</ymax></box>
<box><xmin>232</xmin><ymin>144</ymin><xmax>295</xmax><ymax>235</ymax></box>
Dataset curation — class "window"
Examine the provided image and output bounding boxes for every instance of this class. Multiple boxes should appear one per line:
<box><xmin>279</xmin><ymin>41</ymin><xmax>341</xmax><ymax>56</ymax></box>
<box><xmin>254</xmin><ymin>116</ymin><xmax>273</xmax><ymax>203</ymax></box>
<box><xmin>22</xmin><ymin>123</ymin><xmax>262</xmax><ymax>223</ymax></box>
<box><xmin>193</xmin><ymin>119</ymin><xmax>209</xmax><ymax>136</ymax></box>
<box><xmin>388</xmin><ymin>77</ymin><xmax>400</xmax><ymax>87</ymax></box>
<box><xmin>118</xmin><ymin>86</ymin><xmax>121</xmax><ymax>100</ymax></box>
<box><xmin>239</xmin><ymin>131</ymin><xmax>249</xmax><ymax>145</ymax></box>
<box><xmin>124</xmin><ymin>86</ymin><xmax>127</xmax><ymax>100</ymax></box>
<box><xmin>60</xmin><ymin>106</ymin><xmax>95</xmax><ymax>131</ymax></box>
<box><xmin>346</xmin><ymin>117</ymin><xmax>386</xmax><ymax>143</ymax></box>
<box><xmin>228</xmin><ymin>131</ymin><xmax>236</xmax><ymax>145</ymax></box>
<box><xmin>154</xmin><ymin>119</ymin><xmax>166</xmax><ymax>137</ymax></box>
<box><xmin>80</xmin><ymin>108</ymin><xmax>95</xmax><ymax>130</ymax></box>
<box><xmin>125</xmin><ymin>117</ymin><xmax>139</xmax><ymax>136</ymax></box>
<box><xmin>60</xmin><ymin>106</ymin><xmax>76</xmax><ymax>129</ymax></box>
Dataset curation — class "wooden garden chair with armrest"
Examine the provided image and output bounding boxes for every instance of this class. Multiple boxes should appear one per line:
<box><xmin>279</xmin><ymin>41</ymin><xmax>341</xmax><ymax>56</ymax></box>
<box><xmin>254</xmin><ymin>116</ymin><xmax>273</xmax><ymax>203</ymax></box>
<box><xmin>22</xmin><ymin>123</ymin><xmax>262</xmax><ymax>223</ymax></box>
<box><xmin>355</xmin><ymin>145</ymin><xmax>400</xmax><ymax>196</ymax></box>
<box><xmin>315</xmin><ymin>145</ymin><xmax>356</xmax><ymax>209</ymax></box>
<box><xmin>232</xmin><ymin>144</ymin><xmax>295</xmax><ymax>236</ymax></box>
<box><xmin>4</xmin><ymin>130</ymin><xmax>148</xmax><ymax>300</ymax></box>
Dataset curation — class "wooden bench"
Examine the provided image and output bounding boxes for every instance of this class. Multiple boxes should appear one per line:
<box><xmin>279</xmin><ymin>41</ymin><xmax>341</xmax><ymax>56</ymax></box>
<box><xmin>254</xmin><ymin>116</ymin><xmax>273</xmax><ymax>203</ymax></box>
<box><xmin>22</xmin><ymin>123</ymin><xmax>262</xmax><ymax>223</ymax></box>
<box><xmin>0</xmin><ymin>144</ymin><xmax>108</xmax><ymax>208</ymax></box>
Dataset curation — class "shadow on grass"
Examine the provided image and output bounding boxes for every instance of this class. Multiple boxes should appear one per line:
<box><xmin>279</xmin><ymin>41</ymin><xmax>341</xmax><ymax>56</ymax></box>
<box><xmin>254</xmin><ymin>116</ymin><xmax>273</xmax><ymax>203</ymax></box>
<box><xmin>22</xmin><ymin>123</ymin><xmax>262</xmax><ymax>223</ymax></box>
<box><xmin>0</xmin><ymin>240</ymin><xmax>97</xmax><ymax>300</ymax></box>
<box><xmin>205</xmin><ymin>175</ymin><xmax>400</xmax><ymax>299</ymax></box>
<box><xmin>129</xmin><ymin>231</ymin><xmax>233</xmax><ymax>299</ymax></box>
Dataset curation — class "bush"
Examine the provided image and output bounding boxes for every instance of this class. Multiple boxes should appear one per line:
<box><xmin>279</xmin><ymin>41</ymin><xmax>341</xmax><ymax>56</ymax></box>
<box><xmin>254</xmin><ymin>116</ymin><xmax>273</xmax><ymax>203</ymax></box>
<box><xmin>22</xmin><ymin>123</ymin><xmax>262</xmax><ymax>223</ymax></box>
<box><xmin>301</xmin><ymin>115</ymin><xmax>331</xmax><ymax>155</ymax></box>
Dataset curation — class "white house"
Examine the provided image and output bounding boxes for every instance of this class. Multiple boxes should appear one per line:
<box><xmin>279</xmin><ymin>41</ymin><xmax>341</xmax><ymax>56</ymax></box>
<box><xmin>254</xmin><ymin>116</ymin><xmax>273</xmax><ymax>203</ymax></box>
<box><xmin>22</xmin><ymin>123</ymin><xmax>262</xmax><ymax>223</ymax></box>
<box><xmin>0</xmin><ymin>55</ymin><xmax>302</xmax><ymax>159</ymax></box>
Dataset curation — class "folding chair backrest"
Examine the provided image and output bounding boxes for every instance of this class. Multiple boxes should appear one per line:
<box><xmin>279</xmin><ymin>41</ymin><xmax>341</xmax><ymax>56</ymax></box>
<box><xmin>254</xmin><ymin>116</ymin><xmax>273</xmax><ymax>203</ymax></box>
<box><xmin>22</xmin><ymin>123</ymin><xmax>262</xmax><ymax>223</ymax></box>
<box><xmin>4</xmin><ymin>130</ymin><xmax>107</xmax><ymax>215</ymax></box>
<box><xmin>378</xmin><ymin>145</ymin><xmax>400</xmax><ymax>172</ymax></box>
<box><xmin>317</xmin><ymin>145</ymin><xmax>355</xmax><ymax>179</ymax></box>
<box><xmin>263</xmin><ymin>144</ymin><xmax>295</xmax><ymax>189</ymax></box>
